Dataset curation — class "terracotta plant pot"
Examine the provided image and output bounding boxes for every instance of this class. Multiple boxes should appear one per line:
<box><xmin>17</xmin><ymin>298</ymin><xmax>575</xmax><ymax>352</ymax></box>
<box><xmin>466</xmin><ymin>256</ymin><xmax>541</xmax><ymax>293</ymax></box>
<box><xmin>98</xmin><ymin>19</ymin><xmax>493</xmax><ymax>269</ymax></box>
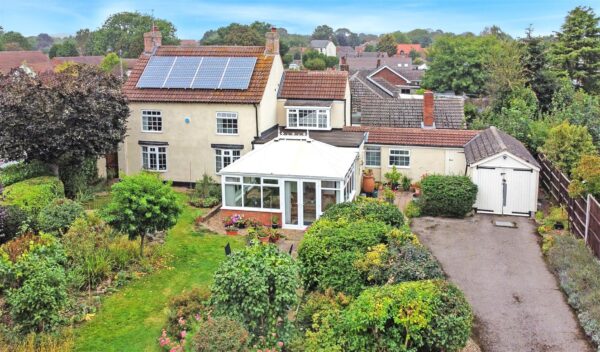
<box><xmin>414</xmin><ymin>188</ymin><xmax>421</xmax><ymax>197</ymax></box>
<box><xmin>362</xmin><ymin>175</ymin><xmax>375</xmax><ymax>193</ymax></box>
<box><xmin>225</xmin><ymin>229</ymin><xmax>238</xmax><ymax>236</ymax></box>
<box><xmin>259</xmin><ymin>236</ymin><xmax>270</xmax><ymax>243</ymax></box>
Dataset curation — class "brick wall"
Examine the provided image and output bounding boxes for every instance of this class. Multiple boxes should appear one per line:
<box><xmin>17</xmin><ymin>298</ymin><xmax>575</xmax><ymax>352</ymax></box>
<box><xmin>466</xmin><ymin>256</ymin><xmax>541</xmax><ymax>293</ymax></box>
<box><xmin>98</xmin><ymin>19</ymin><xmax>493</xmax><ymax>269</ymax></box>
<box><xmin>221</xmin><ymin>209</ymin><xmax>282</xmax><ymax>226</ymax></box>
<box><xmin>372</xmin><ymin>68</ymin><xmax>408</xmax><ymax>86</ymax></box>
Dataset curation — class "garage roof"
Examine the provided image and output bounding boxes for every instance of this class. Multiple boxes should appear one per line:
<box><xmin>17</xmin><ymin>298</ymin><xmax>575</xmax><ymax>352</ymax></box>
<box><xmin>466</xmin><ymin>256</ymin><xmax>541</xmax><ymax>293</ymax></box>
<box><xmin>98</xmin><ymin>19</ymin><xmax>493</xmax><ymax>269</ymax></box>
<box><xmin>465</xmin><ymin>126</ymin><xmax>539</xmax><ymax>167</ymax></box>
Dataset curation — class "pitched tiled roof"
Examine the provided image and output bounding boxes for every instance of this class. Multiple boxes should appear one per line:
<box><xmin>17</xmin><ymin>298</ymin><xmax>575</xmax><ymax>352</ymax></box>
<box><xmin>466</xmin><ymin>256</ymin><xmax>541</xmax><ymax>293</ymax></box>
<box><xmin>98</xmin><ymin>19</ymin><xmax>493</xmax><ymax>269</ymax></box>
<box><xmin>345</xmin><ymin>55</ymin><xmax>412</xmax><ymax>70</ymax></box>
<box><xmin>386</xmin><ymin>66</ymin><xmax>425</xmax><ymax>82</ymax></box>
<box><xmin>51</xmin><ymin>56</ymin><xmax>138</xmax><ymax>76</ymax></box>
<box><xmin>310</xmin><ymin>40</ymin><xmax>331</xmax><ymax>48</ymax></box>
<box><xmin>123</xmin><ymin>46</ymin><xmax>274</xmax><ymax>104</ymax></box>
<box><xmin>0</xmin><ymin>51</ymin><xmax>52</xmax><ymax>74</ymax></box>
<box><xmin>396</xmin><ymin>44</ymin><xmax>425</xmax><ymax>55</ymax></box>
<box><xmin>278</xmin><ymin>70</ymin><xmax>347</xmax><ymax>100</ymax></box>
<box><xmin>464</xmin><ymin>126</ymin><xmax>540</xmax><ymax>167</ymax></box>
<box><xmin>344</xmin><ymin>126</ymin><xmax>479</xmax><ymax>148</ymax></box>
<box><xmin>353</xmin><ymin>89</ymin><xmax>465</xmax><ymax>129</ymax></box>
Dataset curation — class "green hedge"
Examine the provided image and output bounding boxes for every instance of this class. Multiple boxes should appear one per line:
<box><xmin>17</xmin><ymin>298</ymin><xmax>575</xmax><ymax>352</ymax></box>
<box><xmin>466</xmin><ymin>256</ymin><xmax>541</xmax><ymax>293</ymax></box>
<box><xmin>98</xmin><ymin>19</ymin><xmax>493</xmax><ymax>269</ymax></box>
<box><xmin>2</xmin><ymin>176</ymin><xmax>65</xmax><ymax>217</ymax></box>
<box><xmin>420</xmin><ymin>175</ymin><xmax>477</xmax><ymax>218</ymax></box>
<box><xmin>0</xmin><ymin>161</ymin><xmax>51</xmax><ymax>187</ymax></box>
<box><xmin>320</xmin><ymin>197</ymin><xmax>405</xmax><ymax>227</ymax></box>
<box><xmin>298</xmin><ymin>219</ymin><xmax>392</xmax><ymax>296</ymax></box>
<box><xmin>37</xmin><ymin>198</ymin><xmax>85</xmax><ymax>235</ymax></box>
<box><xmin>342</xmin><ymin>280</ymin><xmax>472</xmax><ymax>352</ymax></box>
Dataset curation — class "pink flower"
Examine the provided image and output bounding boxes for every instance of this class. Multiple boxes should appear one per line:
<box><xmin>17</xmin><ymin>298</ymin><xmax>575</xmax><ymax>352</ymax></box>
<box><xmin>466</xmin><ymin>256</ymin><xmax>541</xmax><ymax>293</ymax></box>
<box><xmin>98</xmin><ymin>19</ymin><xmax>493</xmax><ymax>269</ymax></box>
<box><xmin>180</xmin><ymin>330</ymin><xmax>187</xmax><ymax>338</ymax></box>
<box><xmin>194</xmin><ymin>313</ymin><xmax>201</xmax><ymax>321</ymax></box>
<box><xmin>277</xmin><ymin>341</ymin><xmax>284</xmax><ymax>347</ymax></box>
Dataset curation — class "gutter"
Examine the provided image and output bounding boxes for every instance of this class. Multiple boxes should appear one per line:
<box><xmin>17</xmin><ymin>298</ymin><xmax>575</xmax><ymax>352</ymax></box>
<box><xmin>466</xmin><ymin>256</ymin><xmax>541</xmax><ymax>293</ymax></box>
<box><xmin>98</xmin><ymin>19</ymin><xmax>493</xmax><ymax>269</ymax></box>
<box><xmin>253</xmin><ymin>103</ymin><xmax>259</xmax><ymax>140</ymax></box>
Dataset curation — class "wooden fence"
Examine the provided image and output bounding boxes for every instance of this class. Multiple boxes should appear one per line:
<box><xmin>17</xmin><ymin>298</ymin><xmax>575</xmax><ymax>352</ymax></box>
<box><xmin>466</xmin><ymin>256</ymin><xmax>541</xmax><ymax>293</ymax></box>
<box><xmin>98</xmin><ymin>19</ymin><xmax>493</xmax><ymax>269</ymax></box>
<box><xmin>538</xmin><ymin>154</ymin><xmax>600</xmax><ymax>258</ymax></box>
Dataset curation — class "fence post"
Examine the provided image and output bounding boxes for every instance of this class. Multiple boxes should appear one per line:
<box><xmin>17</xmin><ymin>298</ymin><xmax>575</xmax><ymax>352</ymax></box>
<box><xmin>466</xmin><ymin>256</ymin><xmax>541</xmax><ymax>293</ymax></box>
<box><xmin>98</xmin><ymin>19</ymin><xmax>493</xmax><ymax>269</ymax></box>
<box><xmin>585</xmin><ymin>193</ymin><xmax>591</xmax><ymax>244</ymax></box>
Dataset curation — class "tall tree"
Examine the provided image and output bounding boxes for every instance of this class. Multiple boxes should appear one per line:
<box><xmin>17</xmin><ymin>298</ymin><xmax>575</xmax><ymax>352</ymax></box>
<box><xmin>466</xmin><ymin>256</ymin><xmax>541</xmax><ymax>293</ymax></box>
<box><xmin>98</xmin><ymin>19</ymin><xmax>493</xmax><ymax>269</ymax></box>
<box><xmin>75</xmin><ymin>29</ymin><xmax>92</xmax><ymax>56</ymax></box>
<box><xmin>485</xmin><ymin>39</ymin><xmax>525</xmax><ymax>101</ymax></box>
<box><xmin>481</xmin><ymin>25</ymin><xmax>512</xmax><ymax>40</ymax></box>
<box><xmin>0</xmin><ymin>65</ymin><xmax>129</xmax><ymax>186</ymax></box>
<box><xmin>1</xmin><ymin>31</ymin><xmax>31</xmax><ymax>50</ymax></box>
<box><xmin>36</xmin><ymin>33</ymin><xmax>54</xmax><ymax>51</ymax></box>
<box><xmin>48</xmin><ymin>40</ymin><xmax>78</xmax><ymax>58</ymax></box>
<box><xmin>377</xmin><ymin>34</ymin><xmax>397</xmax><ymax>57</ymax></box>
<box><xmin>335</xmin><ymin>28</ymin><xmax>360</xmax><ymax>47</ymax></box>
<box><xmin>520</xmin><ymin>27</ymin><xmax>561</xmax><ymax>112</ymax></box>
<box><xmin>552</xmin><ymin>6</ymin><xmax>600</xmax><ymax>93</ymax></box>
<box><xmin>312</xmin><ymin>25</ymin><xmax>335</xmax><ymax>43</ymax></box>
<box><xmin>87</xmin><ymin>12</ymin><xmax>179</xmax><ymax>58</ymax></box>
<box><xmin>422</xmin><ymin>34</ymin><xmax>500</xmax><ymax>95</ymax></box>
<box><xmin>392</xmin><ymin>31</ymin><xmax>411</xmax><ymax>44</ymax></box>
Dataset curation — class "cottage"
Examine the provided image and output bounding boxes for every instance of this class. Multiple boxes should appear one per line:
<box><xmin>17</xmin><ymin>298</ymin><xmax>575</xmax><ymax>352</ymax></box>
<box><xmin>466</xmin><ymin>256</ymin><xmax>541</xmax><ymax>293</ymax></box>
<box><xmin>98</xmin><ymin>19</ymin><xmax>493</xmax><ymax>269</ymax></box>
<box><xmin>309</xmin><ymin>40</ymin><xmax>337</xmax><ymax>57</ymax></box>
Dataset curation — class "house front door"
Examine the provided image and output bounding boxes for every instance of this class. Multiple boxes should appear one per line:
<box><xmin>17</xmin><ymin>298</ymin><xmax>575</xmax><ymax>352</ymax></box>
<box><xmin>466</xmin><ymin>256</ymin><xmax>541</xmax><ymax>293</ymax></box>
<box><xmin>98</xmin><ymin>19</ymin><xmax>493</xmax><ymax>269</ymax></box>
<box><xmin>283</xmin><ymin>180</ymin><xmax>320</xmax><ymax>229</ymax></box>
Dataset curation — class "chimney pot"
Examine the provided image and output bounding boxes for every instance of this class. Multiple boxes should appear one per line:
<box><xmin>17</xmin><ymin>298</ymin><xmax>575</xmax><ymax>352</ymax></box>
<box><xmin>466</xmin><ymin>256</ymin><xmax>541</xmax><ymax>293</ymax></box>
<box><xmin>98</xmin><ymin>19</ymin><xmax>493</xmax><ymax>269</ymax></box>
<box><xmin>143</xmin><ymin>26</ymin><xmax>162</xmax><ymax>54</ymax></box>
<box><xmin>265</xmin><ymin>28</ymin><xmax>280</xmax><ymax>55</ymax></box>
<box><xmin>376</xmin><ymin>58</ymin><xmax>381</xmax><ymax>68</ymax></box>
<box><xmin>422</xmin><ymin>90</ymin><xmax>435</xmax><ymax>128</ymax></box>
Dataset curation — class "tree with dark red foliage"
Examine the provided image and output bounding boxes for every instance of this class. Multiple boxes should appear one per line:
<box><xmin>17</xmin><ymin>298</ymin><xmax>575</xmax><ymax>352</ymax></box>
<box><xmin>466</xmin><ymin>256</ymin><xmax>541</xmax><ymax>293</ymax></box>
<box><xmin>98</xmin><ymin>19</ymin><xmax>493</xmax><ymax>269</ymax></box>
<box><xmin>0</xmin><ymin>64</ymin><xmax>129</xmax><ymax>188</ymax></box>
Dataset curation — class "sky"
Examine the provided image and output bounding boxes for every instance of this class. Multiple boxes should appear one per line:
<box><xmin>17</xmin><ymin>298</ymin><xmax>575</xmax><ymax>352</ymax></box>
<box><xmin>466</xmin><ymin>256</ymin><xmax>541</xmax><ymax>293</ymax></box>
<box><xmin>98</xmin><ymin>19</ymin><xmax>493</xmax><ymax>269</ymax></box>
<box><xmin>1</xmin><ymin>0</ymin><xmax>598</xmax><ymax>39</ymax></box>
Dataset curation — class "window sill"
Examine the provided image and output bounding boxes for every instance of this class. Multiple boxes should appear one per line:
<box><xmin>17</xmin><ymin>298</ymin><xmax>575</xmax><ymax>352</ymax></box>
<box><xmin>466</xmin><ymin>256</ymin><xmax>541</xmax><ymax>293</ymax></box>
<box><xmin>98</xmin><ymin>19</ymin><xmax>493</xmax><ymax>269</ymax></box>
<box><xmin>388</xmin><ymin>165</ymin><xmax>410</xmax><ymax>169</ymax></box>
<box><xmin>216</xmin><ymin>133</ymin><xmax>240</xmax><ymax>136</ymax></box>
<box><xmin>286</xmin><ymin>127</ymin><xmax>332</xmax><ymax>131</ymax></box>
<box><xmin>221</xmin><ymin>205</ymin><xmax>282</xmax><ymax>213</ymax></box>
<box><xmin>365</xmin><ymin>165</ymin><xmax>381</xmax><ymax>169</ymax></box>
<box><xmin>142</xmin><ymin>169</ymin><xmax>168</xmax><ymax>173</ymax></box>
<box><xmin>141</xmin><ymin>130</ymin><xmax>164</xmax><ymax>134</ymax></box>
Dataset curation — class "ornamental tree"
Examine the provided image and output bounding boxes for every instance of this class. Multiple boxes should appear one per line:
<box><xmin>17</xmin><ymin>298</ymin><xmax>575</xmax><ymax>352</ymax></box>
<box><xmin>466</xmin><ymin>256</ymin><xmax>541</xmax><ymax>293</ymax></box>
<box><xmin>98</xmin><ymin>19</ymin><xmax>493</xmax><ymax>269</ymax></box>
<box><xmin>0</xmin><ymin>65</ymin><xmax>129</xmax><ymax>188</ymax></box>
<box><xmin>211</xmin><ymin>243</ymin><xmax>299</xmax><ymax>343</ymax></box>
<box><xmin>568</xmin><ymin>154</ymin><xmax>600</xmax><ymax>199</ymax></box>
<box><xmin>101</xmin><ymin>173</ymin><xmax>182</xmax><ymax>256</ymax></box>
<box><xmin>541</xmin><ymin>121</ymin><xmax>596</xmax><ymax>176</ymax></box>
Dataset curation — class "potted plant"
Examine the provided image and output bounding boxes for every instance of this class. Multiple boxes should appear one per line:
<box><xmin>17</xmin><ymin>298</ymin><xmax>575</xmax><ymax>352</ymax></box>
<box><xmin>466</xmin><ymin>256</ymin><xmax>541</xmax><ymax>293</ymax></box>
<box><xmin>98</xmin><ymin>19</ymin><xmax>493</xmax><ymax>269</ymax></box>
<box><xmin>267</xmin><ymin>228</ymin><xmax>282</xmax><ymax>243</ymax></box>
<box><xmin>225</xmin><ymin>225</ymin><xmax>238</xmax><ymax>236</ymax></box>
<box><xmin>271</xmin><ymin>215</ymin><xmax>280</xmax><ymax>229</ymax></box>
<box><xmin>384</xmin><ymin>187</ymin><xmax>395</xmax><ymax>204</ymax></box>
<box><xmin>362</xmin><ymin>169</ymin><xmax>375</xmax><ymax>193</ymax></box>
<box><xmin>384</xmin><ymin>166</ymin><xmax>401</xmax><ymax>191</ymax></box>
<box><xmin>401</xmin><ymin>175</ymin><xmax>412</xmax><ymax>192</ymax></box>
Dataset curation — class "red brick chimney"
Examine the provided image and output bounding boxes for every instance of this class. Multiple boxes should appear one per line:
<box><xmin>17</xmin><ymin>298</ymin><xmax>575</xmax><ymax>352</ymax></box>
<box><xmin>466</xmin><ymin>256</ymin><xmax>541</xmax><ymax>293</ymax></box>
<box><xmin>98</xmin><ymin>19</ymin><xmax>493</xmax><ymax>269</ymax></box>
<box><xmin>422</xmin><ymin>90</ymin><xmax>435</xmax><ymax>128</ymax></box>
<box><xmin>143</xmin><ymin>25</ymin><xmax>162</xmax><ymax>54</ymax></box>
<box><xmin>265</xmin><ymin>27</ymin><xmax>280</xmax><ymax>55</ymax></box>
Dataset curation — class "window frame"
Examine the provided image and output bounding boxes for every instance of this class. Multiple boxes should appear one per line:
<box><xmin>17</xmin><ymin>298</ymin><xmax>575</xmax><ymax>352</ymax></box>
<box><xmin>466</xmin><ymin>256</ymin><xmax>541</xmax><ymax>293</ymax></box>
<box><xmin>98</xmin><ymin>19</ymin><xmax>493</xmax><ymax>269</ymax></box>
<box><xmin>141</xmin><ymin>145</ymin><xmax>167</xmax><ymax>172</ymax></box>
<box><xmin>388</xmin><ymin>149</ymin><xmax>411</xmax><ymax>168</ymax></box>
<box><xmin>215</xmin><ymin>148</ymin><xmax>241</xmax><ymax>172</ymax></box>
<box><xmin>365</xmin><ymin>146</ymin><xmax>381</xmax><ymax>168</ymax></box>
<box><xmin>216</xmin><ymin>111</ymin><xmax>239</xmax><ymax>135</ymax></box>
<box><xmin>141</xmin><ymin>110</ymin><xmax>163</xmax><ymax>133</ymax></box>
<box><xmin>223</xmin><ymin>176</ymin><xmax>281</xmax><ymax>210</ymax></box>
<box><xmin>286</xmin><ymin>107</ymin><xmax>331</xmax><ymax>130</ymax></box>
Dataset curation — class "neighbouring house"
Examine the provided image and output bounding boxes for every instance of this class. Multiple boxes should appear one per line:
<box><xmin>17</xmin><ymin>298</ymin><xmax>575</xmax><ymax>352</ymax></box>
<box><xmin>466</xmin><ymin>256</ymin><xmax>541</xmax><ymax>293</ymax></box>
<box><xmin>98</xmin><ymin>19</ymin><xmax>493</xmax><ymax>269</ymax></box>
<box><xmin>396</xmin><ymin>43</ymin><xmax>426</xmax><ymax>57</ymax></box>
<box><xmin>465</xmin><ymin>126</ymin><xmax>540</xmax><ymax>216</ymax></box>
<box><xmin>119</xmin><ymin>27</ymin><xmax>284</xmax><ymax>183</ymax></box>
<box><xmin>350</xmin><ymin>71</ymin><xmax>464</xmax><ymax>128</ymax></box>
<box><xmin>0</xmin><ymin>51</ymin><xmax>53</xmax><ymax>75</ymax></box>
<box><xmin>309</xmin><ymin>40</ymin><xmax>337</xmax><ymax>57</ymax></box>
<box><xmin>51</xmin><ymin>56</ymin><xmax>138</xmax><ymax>78</ymax></box>
<box><xmin>337</xmin><ymin>46</ymin><xmax>356</xmax><ymax>58</ymax></box>
<box><xmin>343</xmin><ymin>53</ymin><xmax>413</xmax><ymax>71</ymax></box>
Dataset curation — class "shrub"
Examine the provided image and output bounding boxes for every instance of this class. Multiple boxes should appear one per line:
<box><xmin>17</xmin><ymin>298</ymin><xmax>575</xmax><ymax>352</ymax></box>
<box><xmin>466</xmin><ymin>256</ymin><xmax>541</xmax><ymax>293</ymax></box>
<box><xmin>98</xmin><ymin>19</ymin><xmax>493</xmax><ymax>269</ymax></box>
<box><xmin>1</xmin><ymin>234</ymin><xmax>69</xmax><ymax>333</ymax></box>
<box><xmin>2</xmin><ymin>176</ymin><xmax>64</xmax><ymax>217</ymax></box>
<box><xmin>166</xmin><ymin>287</ymin><xmax>212</xmax><ymax>337</ymax></box>
<box><xmin>0</xmin><ymin>205</ymin><xmax>28</xmax><ymax>244</ymax></box>
<box><xmin>547</xmin><ymin>235</ymin><xmax>600</xmax><ymax>347</ymax></box>
<box><xmin>404</xmin><ymin>200</ymin><xmax>421</xmax><ymax>218</ymax></box>
<box><xmin>299</xmin><ymin>219</ymin><xmax>392</xmax><ymax>296</ymax></box>
<box><xmin>60</xmin><ymin>158</ymin><xmax>99</xmax><ymax>198</ymax></box>
<box><xmin>569</xmin><ymin>154</ymin><xmax>600</xmax><ymax>199</ymax></box>
<box><xmin>37</xmin><ymin>198</ymin><xmax>84</xmax><ymax>234</ymax></box>
<box><xmin>107</xmin><ymin>236</ymin><xmax>140</xmax><ymax>271</ymax></box>
<box><xmin>384</xmin><ymin>166</ymin><xmax>402</xmax><ymax>189</ymax></box>
<box><xmin>420</xmin><ymin>175</ymin><xmax>477</xmax><ymax>217</ymax></box>
<box><xmin>320</xmin><ymin>197</ymin><xmax>404</xmax><ymax>227</ymax></box>
<box><xmin>102</xmin><ymin>172</ymin><xmax>182</xmax><ymax>256</ymax></box>
<box><xmin>341</xmin><ymin>280</ymin><xmax>472</xmax><ymax>352</ymax></box>
<box><xmin>192</xmin><ymin>316</ymin><xmax>250</xmax><ymax>352</ymax></box>
<box><xmin>193</xmin><ymin>173</ymin><xmax>221</xmax><ymax>200</ymax></box>
<box><xmin>211</xmin><ymin>244</ymin><xmax>299</xmax><ymax>342</ymax></box>
<box><xmin>299</xmin><ymin>290</ymin><xmax>350</xmax><ymax>352</ymax></box>
<box><xmin>0</xmin><ymin>161</ymin><xmax>51</xmax><ymax>187</ymax></box>
<box><xmin>541</xmin><ymin>120</ymin><xmax>595</xmax><ymax>176</ymax></box>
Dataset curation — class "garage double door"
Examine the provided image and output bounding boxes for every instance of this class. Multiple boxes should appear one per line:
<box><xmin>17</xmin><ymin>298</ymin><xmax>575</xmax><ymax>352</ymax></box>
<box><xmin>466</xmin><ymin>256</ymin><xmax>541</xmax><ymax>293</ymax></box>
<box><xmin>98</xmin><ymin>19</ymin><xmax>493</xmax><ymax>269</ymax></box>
<box><xmin>476</xmin><ymin>167</ymin><xmax>533</xmax><ymax>216</ymax></box>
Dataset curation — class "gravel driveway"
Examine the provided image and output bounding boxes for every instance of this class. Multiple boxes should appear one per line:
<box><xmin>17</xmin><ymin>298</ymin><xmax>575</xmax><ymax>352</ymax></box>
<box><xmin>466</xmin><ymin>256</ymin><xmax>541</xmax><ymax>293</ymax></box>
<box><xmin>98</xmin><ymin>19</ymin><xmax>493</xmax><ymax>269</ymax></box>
<box><xmin>412</xmin><ymin>215</ymin><xmax>592</xmax><ymax>352</ymax></box>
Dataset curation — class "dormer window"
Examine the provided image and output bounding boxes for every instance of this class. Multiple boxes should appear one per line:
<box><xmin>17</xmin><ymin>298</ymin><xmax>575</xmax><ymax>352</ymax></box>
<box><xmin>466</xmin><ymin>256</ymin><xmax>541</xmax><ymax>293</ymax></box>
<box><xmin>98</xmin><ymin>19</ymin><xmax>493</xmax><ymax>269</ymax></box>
<box><xmin>286</xmin><ymin>107</ymin><xmax>330</xmax><ymax>130</ymax></box>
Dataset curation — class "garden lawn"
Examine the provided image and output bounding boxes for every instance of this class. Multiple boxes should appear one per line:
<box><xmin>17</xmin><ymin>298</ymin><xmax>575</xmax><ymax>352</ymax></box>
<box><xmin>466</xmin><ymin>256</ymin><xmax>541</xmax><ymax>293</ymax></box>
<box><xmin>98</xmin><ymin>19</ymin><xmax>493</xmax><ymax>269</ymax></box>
<box><xmin>73</xmin><ymin>203</ymin><xmax>245</xmax><ymax>351</ymax></box>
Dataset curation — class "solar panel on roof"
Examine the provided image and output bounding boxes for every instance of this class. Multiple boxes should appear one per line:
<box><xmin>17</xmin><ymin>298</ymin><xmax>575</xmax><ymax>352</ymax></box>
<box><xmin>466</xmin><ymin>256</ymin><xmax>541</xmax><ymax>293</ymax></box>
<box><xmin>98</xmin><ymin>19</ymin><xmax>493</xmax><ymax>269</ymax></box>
<box><xmin>136</xmin><ymin>56</ymin><xmax>257</xmax><ymax>90</ymax></box>
<box><xmin>136</xmin><ymin>56</ymin><xmax>175</xmax><ymax>88</ymax></box>
<box><xmin>163</xmin><ymin>57</ymin><xmax>202</xmax><ymax>88</ymax></box>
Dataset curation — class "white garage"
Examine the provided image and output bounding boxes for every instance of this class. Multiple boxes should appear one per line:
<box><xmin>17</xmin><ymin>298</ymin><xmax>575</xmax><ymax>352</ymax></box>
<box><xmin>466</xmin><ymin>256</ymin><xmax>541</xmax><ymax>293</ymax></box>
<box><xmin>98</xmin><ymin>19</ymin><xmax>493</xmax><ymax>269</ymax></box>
<box><xmin>465</xmin><ymin>127</ymin><xmax>540</xmax><ymax>217</ymax></box>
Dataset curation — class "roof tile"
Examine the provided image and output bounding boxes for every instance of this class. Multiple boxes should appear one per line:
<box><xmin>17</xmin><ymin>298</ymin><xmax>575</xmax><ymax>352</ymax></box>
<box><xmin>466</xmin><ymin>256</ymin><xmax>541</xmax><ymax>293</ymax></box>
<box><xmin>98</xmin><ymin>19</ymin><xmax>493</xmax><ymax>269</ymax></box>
<box><xmin>0</xmin><ymin>51</ymin><xmax>53</xmax><ymax>74</ymax></box>
<box><xmin>278</xmin><ymin>70</ymin><xmax>347</xmax><ymax>100</ymax></box>
<box><xmin>344</xmin><ymin>126</ymin><xmax>479</xmax><ymax>148</ymax></box>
